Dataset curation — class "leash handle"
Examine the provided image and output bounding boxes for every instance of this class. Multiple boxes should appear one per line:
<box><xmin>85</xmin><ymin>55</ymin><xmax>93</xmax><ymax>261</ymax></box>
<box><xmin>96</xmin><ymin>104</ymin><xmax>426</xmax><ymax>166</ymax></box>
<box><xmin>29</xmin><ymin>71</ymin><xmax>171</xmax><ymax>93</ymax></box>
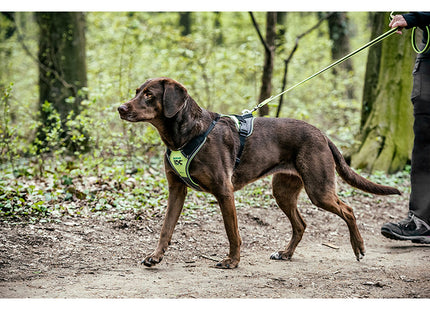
<box><xmin>411</xmin><ymin>26</ymin><xmax>430</xmax><ymax>54</ymax></box>
<box><xmin>391</xmin><ymin>11</ymin><xmax>430</xmax><ymax>54</ymax></box>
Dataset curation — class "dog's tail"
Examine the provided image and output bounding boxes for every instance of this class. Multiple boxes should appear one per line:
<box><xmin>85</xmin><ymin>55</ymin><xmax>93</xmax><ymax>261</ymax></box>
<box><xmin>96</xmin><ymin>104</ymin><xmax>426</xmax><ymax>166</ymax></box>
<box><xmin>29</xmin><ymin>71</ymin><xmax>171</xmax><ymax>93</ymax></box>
<box><xmin>328</xmin><ymin>139</ymin><xmax>401</xmax><ymax>195</ymax></box>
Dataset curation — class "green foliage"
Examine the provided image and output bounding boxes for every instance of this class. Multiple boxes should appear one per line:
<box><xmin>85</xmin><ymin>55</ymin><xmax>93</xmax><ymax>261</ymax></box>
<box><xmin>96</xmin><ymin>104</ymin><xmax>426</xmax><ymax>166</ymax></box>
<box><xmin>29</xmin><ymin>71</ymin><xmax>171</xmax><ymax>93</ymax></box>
<box><xmin>1</xmin><ymin>12</ymin><xmax>372</xmax><ymax>163</ymax></box>
<box><xmin>1</xmin><ymin>83</ymin><xmax>18</xmax><ymax>168</ymax></box>
<box><xmin>0</xmin><ymin>154</ymin><xmax>164</xmax><ymax>223</ymax></box>
<box><xmin>0</xmin><ymin>12</ymin><xmax>405</xmax><ymax>223</ymax></box>
<box><xmin>0</xmin><ymin>151</ymin><xmax>411</xmax><ymax>223</ymax></box>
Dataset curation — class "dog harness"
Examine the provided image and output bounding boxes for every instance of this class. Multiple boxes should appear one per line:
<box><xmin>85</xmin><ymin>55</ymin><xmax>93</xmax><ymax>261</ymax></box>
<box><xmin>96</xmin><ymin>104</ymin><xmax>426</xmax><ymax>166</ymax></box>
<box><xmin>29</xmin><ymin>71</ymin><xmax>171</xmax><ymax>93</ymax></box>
<box><xmin>222</xmin><ymin>113</ymin><xmax>254</xmax><ymax>167</ymax></box>
<box><xmin>166</xmin><ymin>113</ymin><xmax>254</xmax><ymax>191</ymax></box>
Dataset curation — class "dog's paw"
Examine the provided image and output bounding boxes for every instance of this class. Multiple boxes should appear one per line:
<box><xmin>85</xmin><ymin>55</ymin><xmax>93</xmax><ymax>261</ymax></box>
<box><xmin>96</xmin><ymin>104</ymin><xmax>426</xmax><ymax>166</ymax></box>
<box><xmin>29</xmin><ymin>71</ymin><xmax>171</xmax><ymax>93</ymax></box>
<box><xmin>141</xmin><ymin>254</ymin><xmax>163</xmax><ymax>267</ymax></box>
<box><xmin>352</xmin><ymin>243</ymin><xmax>365</xmax><ymax>261</ymax></box>
<box><xmin>215</xmin><ymin>257</ymin><xmax>239</xmax><ymax>269</ymax></box>
<box><xmin>270</xmin><ymin>251</ymin><xmax>292</xmax><ymax>261</ymax></box>
<box><xmin>355</xmin><ymin>251</ymin><xmax>365</xmax><ymax>262</ymax></box>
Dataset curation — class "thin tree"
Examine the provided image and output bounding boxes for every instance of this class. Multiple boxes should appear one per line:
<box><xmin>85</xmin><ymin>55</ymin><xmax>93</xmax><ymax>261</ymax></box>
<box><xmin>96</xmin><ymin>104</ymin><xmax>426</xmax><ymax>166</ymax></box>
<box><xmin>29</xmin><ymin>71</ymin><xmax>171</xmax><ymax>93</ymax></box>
<box><xmin>179</xmin><ymin>12</ymin><xmax>192</xmax><ymax>36</ymax></box>
<box><xmin>327</xmin><ymin>12</ymin><xmax>355</xmax><ymax>99</ymax></box>
<box><xmin>276</xmin><ymin>13</ymin><xmax>333</xmax><ymax>117</ymax></box>
<box><xmin>213</xmin><ymin>12</ymin><xmax>223</xmax><ymax>45</ymax></box>
<box><xmin>250</xmin><ymin>12</ymin><xmax>277</xmax><ymax>116</ymax></box>
<box><xmin>0</xmin><ymin>13</ymin><xmax>16</xmax><ymax>88</ymax></box>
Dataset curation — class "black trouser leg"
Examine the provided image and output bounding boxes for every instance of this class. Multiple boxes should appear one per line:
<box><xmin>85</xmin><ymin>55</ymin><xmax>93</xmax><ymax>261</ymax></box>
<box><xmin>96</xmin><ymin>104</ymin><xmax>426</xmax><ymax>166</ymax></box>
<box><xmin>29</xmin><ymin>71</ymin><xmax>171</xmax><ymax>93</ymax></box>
<box><xmin>409</xmin><ymin>58</ymin><xmax>430</xmax><ymax>224</ymax></box>
<box><xmin>409</xmin><ymin>114</ymin><xmax>430</xmax><ymax>223</ymax></box>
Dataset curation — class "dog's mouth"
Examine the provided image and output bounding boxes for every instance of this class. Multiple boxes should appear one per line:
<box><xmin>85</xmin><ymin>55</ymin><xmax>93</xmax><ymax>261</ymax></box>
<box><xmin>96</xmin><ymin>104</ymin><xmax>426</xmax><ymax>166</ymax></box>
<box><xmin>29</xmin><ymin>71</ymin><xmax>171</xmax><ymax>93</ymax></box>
<box><xmin>119</xmin><ymin>113</ymin><xmax>138</xmax><ymax>122</ymax></box>
<box><xmin>118</xmin><ymin>111</ymin><xmax>130</xmax><ymax>120</ymax></box>
<box><xmin>118</xmin><ymin>104</ymin><xmax>155</xmax><ymax>122</ymax></box>
<box><xmin>118</xmin><ymin>111</ymin><xmax>150</xmax><ymax>123</ymax></box>
<box><xmin>118</xmin><ymin>112</ymin><xmax>129</xmax><ymax>120</ymax></box>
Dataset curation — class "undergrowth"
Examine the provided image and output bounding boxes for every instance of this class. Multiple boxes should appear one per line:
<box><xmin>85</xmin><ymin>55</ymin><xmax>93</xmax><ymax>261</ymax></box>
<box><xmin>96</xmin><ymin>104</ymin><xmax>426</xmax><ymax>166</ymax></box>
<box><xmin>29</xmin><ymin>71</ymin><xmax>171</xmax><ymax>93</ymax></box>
<box><xmin>0</xmin><ymin>150</ymin><xmax>411</xmax><ymax>224</ymax></box>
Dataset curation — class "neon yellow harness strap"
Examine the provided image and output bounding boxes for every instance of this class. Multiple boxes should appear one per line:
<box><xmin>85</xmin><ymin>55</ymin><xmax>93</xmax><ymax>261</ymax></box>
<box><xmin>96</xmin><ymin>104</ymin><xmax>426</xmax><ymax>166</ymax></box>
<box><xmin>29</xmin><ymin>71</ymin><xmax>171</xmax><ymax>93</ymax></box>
<box><xmin>168</xmin><ymin>141</ymin><xmax>206</xmax><ymax>190</ymax></box>
<box><xmin>169</xmin><ymin>151</ymin><xmax>190</xmax><ymax>179</ymax></box>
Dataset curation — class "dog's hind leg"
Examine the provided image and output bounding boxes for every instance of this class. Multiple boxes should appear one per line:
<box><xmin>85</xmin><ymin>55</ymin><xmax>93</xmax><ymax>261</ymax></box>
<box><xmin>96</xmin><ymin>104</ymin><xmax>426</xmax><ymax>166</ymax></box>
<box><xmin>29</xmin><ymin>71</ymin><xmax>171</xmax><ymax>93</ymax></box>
<box><xmin>304</xmin><ymin>185</ymin><xmax>365</xmax><ymax>261</ymax></box>
<box><xmin>270</xmin><ymin>173</ymin><xmax>306</xmax><ymax>261</ymax></box>
<box><xmin>142</xmin><ymin>170</ymin><xmax>187</xmax><ymax>267</ymax></box>
<box><xmin>297</xmin><ymin>146</ymin><xmax>365</xmax><ymax>261</ymax></box>
<box><xmin>323</xmin><ymin>196</ymin><xmax>365</xmax><ymax>261</ymax></box>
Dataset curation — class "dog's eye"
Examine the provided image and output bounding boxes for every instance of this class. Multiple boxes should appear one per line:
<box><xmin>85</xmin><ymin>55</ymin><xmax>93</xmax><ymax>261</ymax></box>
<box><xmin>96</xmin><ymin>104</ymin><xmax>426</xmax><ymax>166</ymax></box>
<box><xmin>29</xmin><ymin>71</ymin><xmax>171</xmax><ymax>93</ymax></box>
<box><xmin>144</xmin><ymin>93</ymin><xmax>153</xmax><ymax>101</ymax></box>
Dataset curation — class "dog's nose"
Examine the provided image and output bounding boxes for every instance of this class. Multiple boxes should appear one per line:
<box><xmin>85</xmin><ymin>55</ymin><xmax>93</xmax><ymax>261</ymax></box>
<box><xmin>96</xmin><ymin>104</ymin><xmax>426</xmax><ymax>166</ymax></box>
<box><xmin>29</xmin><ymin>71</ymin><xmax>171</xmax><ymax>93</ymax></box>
<box><xmin>118</xmin><ymin>105</ymin><xmax>128</xmax><ymax>114</ymax></box>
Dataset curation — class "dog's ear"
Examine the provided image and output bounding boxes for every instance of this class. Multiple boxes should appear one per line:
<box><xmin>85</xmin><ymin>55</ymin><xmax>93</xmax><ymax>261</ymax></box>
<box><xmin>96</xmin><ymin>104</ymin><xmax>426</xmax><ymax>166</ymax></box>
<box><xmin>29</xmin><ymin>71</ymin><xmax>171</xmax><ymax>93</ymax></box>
<box><xmin>163</xmin><ymin>80</ymin><xmax>187</xmax><ymax>118</ymax></box>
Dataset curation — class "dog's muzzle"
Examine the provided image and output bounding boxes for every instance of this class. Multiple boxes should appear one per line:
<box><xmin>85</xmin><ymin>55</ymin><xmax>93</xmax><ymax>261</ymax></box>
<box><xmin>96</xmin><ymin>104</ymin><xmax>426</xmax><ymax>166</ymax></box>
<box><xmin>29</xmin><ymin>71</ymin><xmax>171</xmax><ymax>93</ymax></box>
<box><xmin>118</xmin><ymin>104</ymin><xmax>128</xmax><ymax>114</ymax></box>
<box><xmin>118</xmin><ymin>105</ymin><xmax>129</xmax><ymax>119</ymax></box>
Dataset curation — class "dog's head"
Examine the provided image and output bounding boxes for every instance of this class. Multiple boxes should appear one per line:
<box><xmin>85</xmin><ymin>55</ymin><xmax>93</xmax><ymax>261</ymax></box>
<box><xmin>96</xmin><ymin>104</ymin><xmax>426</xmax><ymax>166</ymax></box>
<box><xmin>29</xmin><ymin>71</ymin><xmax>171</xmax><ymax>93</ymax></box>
<box><xmin>118</xmin><ymin>77</ymin><xmax>188</xmax><ymax>122</ymax></box>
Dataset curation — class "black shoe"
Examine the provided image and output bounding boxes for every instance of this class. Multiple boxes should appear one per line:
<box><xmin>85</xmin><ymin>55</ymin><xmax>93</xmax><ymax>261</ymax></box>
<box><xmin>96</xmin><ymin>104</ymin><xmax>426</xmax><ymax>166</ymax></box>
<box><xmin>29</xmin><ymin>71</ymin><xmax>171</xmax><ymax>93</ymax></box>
<box><xmin>381</xmin><ymin>213</ymin><xmax>430</xmax><ymax>244</ymax></box>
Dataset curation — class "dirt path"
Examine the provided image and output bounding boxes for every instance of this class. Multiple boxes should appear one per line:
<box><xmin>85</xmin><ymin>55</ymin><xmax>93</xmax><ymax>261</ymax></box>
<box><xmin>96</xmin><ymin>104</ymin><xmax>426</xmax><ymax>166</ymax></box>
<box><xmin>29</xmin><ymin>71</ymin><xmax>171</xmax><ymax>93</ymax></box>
<box><xmin>1</xmin><ymin>185</ymin><xmax>430</xmax><ymax>298</ymax></box>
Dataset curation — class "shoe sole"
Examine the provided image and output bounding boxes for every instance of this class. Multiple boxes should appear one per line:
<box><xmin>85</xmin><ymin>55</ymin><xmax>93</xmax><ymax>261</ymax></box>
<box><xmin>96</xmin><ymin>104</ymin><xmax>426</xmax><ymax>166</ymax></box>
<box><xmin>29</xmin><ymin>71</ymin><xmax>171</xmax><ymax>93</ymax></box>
<box><xmin>381</xmin><ymin>228</ymin><xmax>430</xmax><ymax>244</ymax></box>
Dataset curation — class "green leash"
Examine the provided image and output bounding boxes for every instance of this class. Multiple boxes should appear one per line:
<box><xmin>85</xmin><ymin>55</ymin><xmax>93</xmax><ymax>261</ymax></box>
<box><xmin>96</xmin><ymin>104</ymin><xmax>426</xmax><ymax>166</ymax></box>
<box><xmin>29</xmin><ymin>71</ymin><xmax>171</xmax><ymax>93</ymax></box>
<box><xmin>411</xmin><ymin>25</ymin><xmax>430</xmax><ymax>54</ymax></box>
<box><xmin>244</xmin><ymin>26</ymin><xmax>400</xmax><ymax>114</ymax></box>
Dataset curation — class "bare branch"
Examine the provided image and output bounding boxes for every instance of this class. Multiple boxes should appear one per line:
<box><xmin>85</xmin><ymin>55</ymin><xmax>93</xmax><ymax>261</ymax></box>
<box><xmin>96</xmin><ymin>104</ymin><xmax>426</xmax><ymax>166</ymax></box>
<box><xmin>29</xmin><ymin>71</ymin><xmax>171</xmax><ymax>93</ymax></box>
<box><xmin>249</xmin><ymin>12</ymin><xmax>271</xmax><ymax>54</ymax></box>
<box><xmin>276</xmin><ymin>12</ymin><xmax>334</xmax><ymax>117</ymax></box>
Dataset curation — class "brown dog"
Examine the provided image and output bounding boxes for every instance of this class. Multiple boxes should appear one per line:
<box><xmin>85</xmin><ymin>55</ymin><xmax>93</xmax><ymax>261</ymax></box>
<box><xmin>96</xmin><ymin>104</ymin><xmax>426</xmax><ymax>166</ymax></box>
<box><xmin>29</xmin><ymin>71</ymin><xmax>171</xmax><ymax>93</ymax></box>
<box><xmin>118</xmin><ymin>77</ymin><xmax>400</xmax><ymax>269</ymax></box>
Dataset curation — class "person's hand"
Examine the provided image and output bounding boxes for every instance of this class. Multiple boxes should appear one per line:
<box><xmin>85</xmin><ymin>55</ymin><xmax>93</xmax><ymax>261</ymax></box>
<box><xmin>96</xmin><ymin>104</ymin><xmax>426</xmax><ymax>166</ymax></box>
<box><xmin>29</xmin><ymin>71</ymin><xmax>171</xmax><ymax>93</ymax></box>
<box><xmin>389</xmin><ymin>14</ymin><xmax>408</xmax><ymax>34</ymax></box>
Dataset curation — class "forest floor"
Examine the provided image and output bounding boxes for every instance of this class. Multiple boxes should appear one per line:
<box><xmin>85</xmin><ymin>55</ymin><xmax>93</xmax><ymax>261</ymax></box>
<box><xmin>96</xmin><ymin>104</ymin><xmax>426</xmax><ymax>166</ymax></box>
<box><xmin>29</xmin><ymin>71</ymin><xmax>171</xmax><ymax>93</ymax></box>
<box><xmin>1</xmin><ymin>177</ymin><xmax>429</xmax><ymax>299</ymax></box>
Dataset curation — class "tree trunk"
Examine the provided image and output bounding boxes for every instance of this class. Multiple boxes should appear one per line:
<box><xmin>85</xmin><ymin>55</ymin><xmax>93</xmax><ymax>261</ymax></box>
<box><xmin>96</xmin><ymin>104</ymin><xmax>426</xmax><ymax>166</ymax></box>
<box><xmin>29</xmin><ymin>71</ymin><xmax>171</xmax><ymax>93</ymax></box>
<box><xmin>213</xmin><ymin>12</ymin><xmax>223</xmax><ymax>45</ymax></box>
<box><xmin>360</xmin><ymin>12</ymin><xmax>384</xmax><ymax>128</ymax></box>
<box><xmin>258</xmin><ymin>12</ymin><xmax>276</xmax><ymax>117</ymax></box>
<box><xmin>276</xmin><ymin>12</ymin><xmax>287</xmax><ymax>50</ymax></box>
<box><xmin>351</xmin><ymin>12</ymin><xmax>415</xmax><ymax>173</ymax></box>
<box><xmin>327</xmin><ymin>12</ymin><xmax>355</xmax><ymax>99</ymax></box>
<box><xmin>0</xmin><ymin>13</ymin><xmax>16</xmax><ymax>89</ymax></box>
<box><xmin>1</xmin><ymin>13</ymin><xmax>16</xmax><ymax>40</ymax></box>
<box><xmin>327</xmin><ymin>12</ymin><xmax>353</xmax><ymax>72</ymax></box>
<box><xmin>35</xmin><ymin>12</ymin><xmax>88</xmax><ymax>152</ymax></box>
<box><xmin>179</xmin><ymin>12</ymin><xmax>192</xmax><ymax>36</ymax></box>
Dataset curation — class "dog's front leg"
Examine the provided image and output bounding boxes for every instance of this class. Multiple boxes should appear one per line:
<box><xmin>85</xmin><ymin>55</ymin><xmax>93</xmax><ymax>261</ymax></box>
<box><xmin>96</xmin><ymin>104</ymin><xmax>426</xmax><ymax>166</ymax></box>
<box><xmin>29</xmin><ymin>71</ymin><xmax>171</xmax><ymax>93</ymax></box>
<box><xmin>214</xmin><ymin>190</ymin><xmax>242</xmax><ymax>269</ymax></box>
<box><xmin>142</xmin><ymin>172</ymin><xmax>187</xmax><ymax>267</ymax></box>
